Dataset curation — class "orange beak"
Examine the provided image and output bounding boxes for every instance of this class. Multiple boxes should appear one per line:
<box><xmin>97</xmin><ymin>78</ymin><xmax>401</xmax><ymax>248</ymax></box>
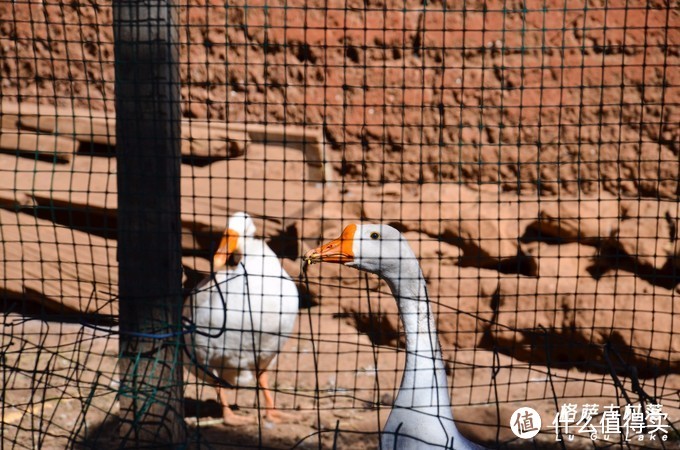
<box><xmin>213</xmin><ymin>228</ymin><xmax>239</xmax><ymax>268</ymax></box>
<box><xmin>304</xmin><ymin>224</ymin><xmax>356</xmax><ymax>265</ymax></box>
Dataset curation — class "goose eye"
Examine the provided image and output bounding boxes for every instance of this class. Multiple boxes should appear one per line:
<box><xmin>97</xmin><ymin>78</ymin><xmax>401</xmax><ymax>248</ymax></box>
<box><xmin>370</xmin><ymin>232</ymin><xmax>380</xmax><ymax>240</ymax></box>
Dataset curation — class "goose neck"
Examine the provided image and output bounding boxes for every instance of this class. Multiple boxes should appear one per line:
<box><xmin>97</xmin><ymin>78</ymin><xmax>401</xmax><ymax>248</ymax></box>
<box><xmin>384</xmin><ymin>263</ymin><xmax>450</xmax><ymax>409</ymax></box>
<box><xmin>391</xmin><ymin>276</ymin><xmax>441</xmax><ymax>364</ymax></box>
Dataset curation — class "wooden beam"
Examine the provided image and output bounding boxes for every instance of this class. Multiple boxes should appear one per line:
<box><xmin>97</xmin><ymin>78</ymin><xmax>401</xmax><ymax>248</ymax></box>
<box><xmin>228</xmin><ymin>123</ymin><xmax>330</xmax><ymax>182</ymax></box>
<box><xmin>0</xmin><ymin>151</ymin><xmax>322</xmax><ymax>248</ymax></box>
<box><xmin>0</xmin><ymin>209</ymin><xmax>118</xmax><ymax>316</ymax></box>
<box><xmin>180</xmin><ymin>121</ymin><xmax>248</xmax><ymax>159</ymax></box>
<box><xmin>18</xmin><ymin>114</ymin><xmax>249</xmax><ymax>160</ymax></box>
<box><xmin>1</xmin><ymin>114</ymin><xmax>19</xmax><ymax>129</ymax></box>
<box><xmin>0</xmin><ymin>129</ymin><xmax>77</xmax><ymax>161</ymax></box>
<box><xmin>3</xmin><ymin>101</ymin><xmax>330</xmax><ymax>180</ymax></box>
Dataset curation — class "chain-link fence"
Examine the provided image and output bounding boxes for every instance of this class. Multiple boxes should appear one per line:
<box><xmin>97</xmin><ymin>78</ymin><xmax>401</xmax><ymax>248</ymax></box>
<box><xmin>1</xmin><ymin>0</ymin><xmax>678</xmax><ymax>448</ymax></box>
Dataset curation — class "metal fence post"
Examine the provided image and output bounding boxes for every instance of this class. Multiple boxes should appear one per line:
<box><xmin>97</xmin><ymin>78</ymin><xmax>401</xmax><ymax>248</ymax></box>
<box><xmin>113</xmin><ymin>0</ymin><xmax>184</xmax><ymax>445</ymax></box>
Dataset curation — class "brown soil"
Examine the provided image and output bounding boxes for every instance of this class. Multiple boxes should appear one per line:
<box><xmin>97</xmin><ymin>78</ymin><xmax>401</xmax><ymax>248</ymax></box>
<box><xmin>1</xmin><ymin>0</ymin><xmax>679</xmax><ymax>449</ymax></box>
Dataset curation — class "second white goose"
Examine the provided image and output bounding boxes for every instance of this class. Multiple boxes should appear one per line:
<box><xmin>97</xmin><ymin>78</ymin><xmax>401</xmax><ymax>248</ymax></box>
<box><xmin>305</xmin><ymin>223</ymin><xmax>484</xmax><ymax>449</ymax></box>
<box><xmin>185</xmin><ymin>212</ymin><xmax>299</xmax><ymax>425</ymax></box>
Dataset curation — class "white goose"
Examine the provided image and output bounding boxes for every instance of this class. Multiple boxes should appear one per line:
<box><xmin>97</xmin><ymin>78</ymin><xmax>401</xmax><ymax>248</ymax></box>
<box><xmin>184</xmin><ymin>212</ymin><xmax>299</xmax><ymax>425</ymax></box>
<box><xmin>305</xmin><ymin>223</ymin><xmax>483</xmax><ymax>449</ymax></box>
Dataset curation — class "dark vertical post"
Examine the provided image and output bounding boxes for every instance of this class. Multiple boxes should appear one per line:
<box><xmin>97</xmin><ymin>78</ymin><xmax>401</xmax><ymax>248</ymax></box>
<box><xmin>113</xmin><ymin>0</ymin><xmax>184</xmax><ymax>446</ymax></box>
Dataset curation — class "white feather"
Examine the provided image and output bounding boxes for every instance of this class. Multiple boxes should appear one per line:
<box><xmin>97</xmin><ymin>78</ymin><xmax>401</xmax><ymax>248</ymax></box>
<box><xmin>185</xmin><ymin>213</ymin><xmax>298</xmax><ymax>389</ymax></box>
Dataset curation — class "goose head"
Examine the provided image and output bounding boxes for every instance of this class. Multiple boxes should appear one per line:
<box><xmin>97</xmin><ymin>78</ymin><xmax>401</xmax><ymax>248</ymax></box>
<box><xmin>213</xmin><ymin>212</ymin><xmax>256</xmax><ymax>269</ymax></box>
<box><xmin>305</xmin><ymin>223</ymin><xmax>416</xmax><ymax>277</ymax></box>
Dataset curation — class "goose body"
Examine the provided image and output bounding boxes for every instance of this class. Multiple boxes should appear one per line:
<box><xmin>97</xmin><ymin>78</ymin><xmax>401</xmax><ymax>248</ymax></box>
<box><xmin>185</xmin><ymin>212</ymin><xmax>299</xmax><ymax>424</ymax></box>
<box><xmin>306</xmin><ymin>224</ymin><xmax>483</xmax><ymax>449</ymax></box>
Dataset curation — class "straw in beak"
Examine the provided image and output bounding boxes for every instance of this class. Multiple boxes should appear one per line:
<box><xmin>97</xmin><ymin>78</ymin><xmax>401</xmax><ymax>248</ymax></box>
<box><xmin>304</xmin><ymin>224</ymin><xmax>356</xmax><ymax>265</ymax></box>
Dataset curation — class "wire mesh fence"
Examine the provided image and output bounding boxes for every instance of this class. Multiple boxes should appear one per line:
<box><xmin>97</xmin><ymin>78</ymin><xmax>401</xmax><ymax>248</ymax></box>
<box><xmin>1</xmin><ymin>0</ymin><xmax>679</xmax><ymax>448</ymax></box>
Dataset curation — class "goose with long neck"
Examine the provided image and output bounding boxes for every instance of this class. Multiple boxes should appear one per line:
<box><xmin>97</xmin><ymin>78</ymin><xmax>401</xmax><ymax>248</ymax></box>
<box><xmin>184</xmin><ymin>212</ymin><xmax>299</xmax><ymax>425</ymax></box>
<box><xmin>305</xmin><ymin>224</ymin><xmax>483</xmax><ymax>449</ymax></box>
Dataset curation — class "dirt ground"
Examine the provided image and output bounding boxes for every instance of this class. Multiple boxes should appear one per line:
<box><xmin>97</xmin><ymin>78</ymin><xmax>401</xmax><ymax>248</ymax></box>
<box><xmin>1</xmin><ymin>0</ymin><xmax>679</xmax><ymax>449</ymax></box>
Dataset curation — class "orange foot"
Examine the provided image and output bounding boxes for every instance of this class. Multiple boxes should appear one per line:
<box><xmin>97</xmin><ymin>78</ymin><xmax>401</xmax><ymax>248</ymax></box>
<box><xmin>216</xmin><ymin>385</ymin><xmax>256</xmax><ymax>426</ymax></box>
<box><xmin>263</xmin><ymin>408</ymin><xmax>297</xmax><ymax>423</ymax></box>
<box><xmin>258</xmin><ymin>371</ymin><xmax>297</xmax><ymax>423</ymax></box>
<box><xmin>222</xmin><ymin>408</ymin><xmax>256</xmax><ymax>426</ymax></box>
